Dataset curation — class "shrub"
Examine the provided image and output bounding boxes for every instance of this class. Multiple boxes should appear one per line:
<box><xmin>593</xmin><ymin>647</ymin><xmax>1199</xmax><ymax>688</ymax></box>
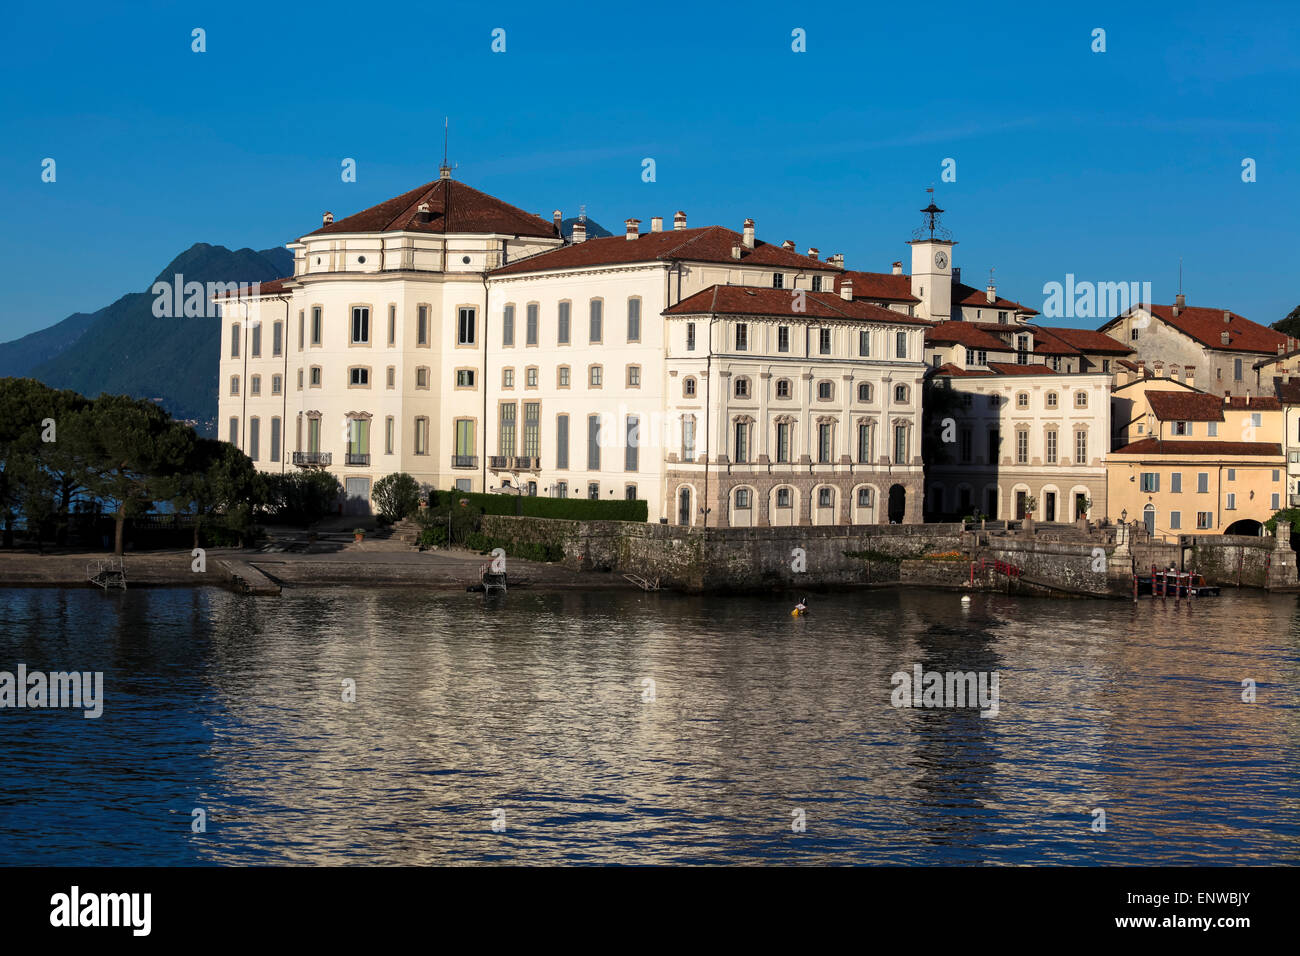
<box><xmin>372</xmin><ymin>472</ymin><xmax>421</xmax><ymax>522</ymax></box>
<box><xmin>427</xmin><ymin>489</ymin><xmax>646</xmax><ymax>522</ymax></box>
<box><xmin>263</xmin><ymin>470</ymin><xmax>341</xmax><ymax>525</ymax></box>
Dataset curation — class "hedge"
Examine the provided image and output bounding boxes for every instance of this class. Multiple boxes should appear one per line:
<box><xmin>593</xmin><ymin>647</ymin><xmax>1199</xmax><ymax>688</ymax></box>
<box><xmin>427</xmin><ymin>489</ymin><xmax>647</xmax><ymax>522</ymax></box>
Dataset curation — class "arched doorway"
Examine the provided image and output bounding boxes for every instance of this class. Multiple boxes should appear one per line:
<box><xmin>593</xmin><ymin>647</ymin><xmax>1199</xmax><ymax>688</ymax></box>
<box><xmin>678</xmin><ymin>487</ymin><xmax>692</xmax><ymax>526</ymax></box>
<box><xmin>1224</xmin><ymin>518</ymin><xmax>1263</xmax><ymax>536</ymax></box>
<box><xmin>1143</xmin><ymin>504</ymin><xmax>1156</xmax><ymax>535</ymax></box>
<box><xmin>888</xmin><ymin>484</ymin><xmax>906</xmax><ymax>524</ymax></box>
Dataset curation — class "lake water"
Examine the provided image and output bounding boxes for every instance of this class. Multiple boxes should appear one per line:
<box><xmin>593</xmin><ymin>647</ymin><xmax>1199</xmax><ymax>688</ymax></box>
<box><xmin>0</xmin><ymin>585</ymin><xmax>1297</xmax><ymax>865</ymax></box>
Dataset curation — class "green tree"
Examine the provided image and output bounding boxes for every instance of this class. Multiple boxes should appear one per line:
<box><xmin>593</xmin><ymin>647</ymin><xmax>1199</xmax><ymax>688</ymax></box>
<box><xmin>371</xmin><ymin>472</ymin><xmax>421</xmax><ymax>522</ymax></box>
<box><xmin>1271</xmin><ymin>304</ymin><xmax>1300</xmax><ymax>340</ymax></box>
<box><xmin>264</xmin><ymin>470</ymin><xmax>341</xmax><ymax>525</ymax></box>
<box><xmin>172</xmin><ymin>438</ymin><xmax>261</xmax><ymax>548</ymax></box>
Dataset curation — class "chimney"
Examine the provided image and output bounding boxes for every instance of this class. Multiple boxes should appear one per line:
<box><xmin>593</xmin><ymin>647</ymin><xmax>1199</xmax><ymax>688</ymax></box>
<box><xmin>1137</xmin><ymin>360</ymin><xmax>1146</xmax><ymax>376</ymax></box>
<box><xmin>673</xmin><ymin>210</ymin><xmax>687</xmax><ymax>231</ymax></box>
<box><xmin>808</xmin><ymin>247</ymin><xmax>819</xmax><ymax>260</ymax></box>
<box><xmin>1221</xmin><ymin>330</ymin><xmax>1230</xmax><ymax>346</ymax></box>
<box><xmin>1154</xmin><ymin>362</ymin><xmax>1164</xmax><ymax>377</ymax></box>
<box><xmin>891</xmin><ymin>261</ymin><xmax>903</xmax><ymax>275</ymax></box>
<box><xmin>731</xmin><ymin>243</ymin><xmax>743</xmax><ymax>260</ymax></box>
<box><xmin>1185</xmin><ymin>366</ymin><xmax>1195</xmax><ymax>389</ymax></box>
<box><xmin>553</xmin><ymin>209</ymin><xmax>563</xmax><ymax>234</ymax></box>
<box><xmin>782</xmin><ymin>240</ymin><xmax>795</xmax><ymax>251</ymax></box>
<box><xmin>742</xmin><ymin>218</ymin><xmax>755</xmax><ymax>249</ymax></box>
<box><xmin>439</xmin><ymin>163</ymin><xmax>452</xmax><ymax>180</ymax></box>
<box><xmin>830</xmin><ymin>253</ymin><xmax>844</xmax><ymax>268</ymax></box>
<box><xmin>418</xmin><ymin>203</ymin><xmax>432</xmax><ymax>223</ymax></box>
<box><xmin>625</xmin><ymin>218</ymin><xmax>641</xmax><ymax>240</ymax></box>
<box><xmin>1173</xmin><ymin>292</ymin><xmax>1185</xmax><ymax>317</ymax></box>
<box><xmin>840</xmin><ymin>278</ymin><xmax>854</xmax><ymax>301</ymax></box>
<box><xmin>986</xmin><ymin>283</ymin><xmax>996</xmax><ymax>304</ymax></box>
<box><xmin>1116</xmin><ymin>367</ymin><xmax>1129</xmax><ymax>386</ymax></box>
<box><xmin>1223</xmin><ymin>310</ymin><xmax>1232</xmax><ymax>324</ymax></box>
<box><xmin>1280</xmin><ymin>343</ymin><xmax>1287</xmax><ymax>356</ymax></box>
<box><xmin>322</xmin><ymin>211</ymin><xmax>334</xmax><ymax>226</ymax></box>
<box><xmin>651</xmin><ymin>216</ymin><xmax>663</xmax><ymax>232</ymax></box>
<box><xmin>572</xmin><ymin>221</ymin><xmax>587</xmax><ymax>243</ymax></box>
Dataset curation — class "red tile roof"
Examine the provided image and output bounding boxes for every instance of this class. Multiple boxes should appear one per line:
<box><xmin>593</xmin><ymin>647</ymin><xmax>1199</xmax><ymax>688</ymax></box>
<box><xmin>306</xmin><ymin>177</ymin><xmax>558</xmax><ymax>238</ymax></box>
<box><xmin>953</xmin><ymin>282</ymin><xmax>1039</xmax><ymax>316</ymax></box>
<box><xmin>1111</xmin><ymin>438</ymin><xmax>1283</xmax><ymax>457</ymax></box>
<box><xmin>1106</xmin><ymin>305</ymin><xmax>1287</xmax><ymax>355</ymax></box>
<box><xmin>1032</xmin><ymin>325</ymin><xmax>1135</xmax><ymax>355</ymax></box>
<box><xmin>1145</xmin><ymin>391</ymin><xmax>1225</xmax><ymax>422</ymax></box>
<box><xmin>986</xmin><ymin>362</ymin><xmax>1057</xmax><ymax>375</ymax></box>
<box><xmin>1225</xmin><ymin>395</ymin><xmax>1281</xmax><ymax>411</ymax></box>
<box><xmin>1275</xmin><ymin>380</ymin><xmax>1300</xmax><ymax>404</ymax></box>
<box><xmin>211</xmin><ymin>277</ymin><xmax>293</xmax><ymax>300</ymax></box>
<box><xmin>835</xmin><ymin>270</ymin><xmax>919</xmax><ymax>303</ymax></box>
<box><xmin>924</xmin><ymin>321</ymin><xmax>1009</xmax><ymax>350</ymax></box>
<box><xmin>663</xmin><ymin>285</ymin><xmax>927</xmax><ymax>323</ymax></box>
<box><xmin>493</xmin><ymin>226</ymin><xmax>841</xmax><ymax>276</ymax></box>
<box><xmin>930</xmin><ymin>362</ymin><xmax>986</xmax><ymax>377</ymax></box>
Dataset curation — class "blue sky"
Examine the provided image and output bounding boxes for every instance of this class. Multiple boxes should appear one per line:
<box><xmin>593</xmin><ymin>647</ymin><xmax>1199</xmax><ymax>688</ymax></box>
<box><xmin>1</xmin><ymin>0</ymin><xmax>1296</xmax><ymax>339</ymax></box>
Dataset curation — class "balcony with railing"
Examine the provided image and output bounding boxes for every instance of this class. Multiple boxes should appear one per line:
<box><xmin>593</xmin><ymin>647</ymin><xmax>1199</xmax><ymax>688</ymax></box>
<box><xmin>292</xmin><ymin>451</ymin><xmax>331</xmax><ymax>467</ymax></box>
<box><xmin>513</xmin><ymin>456</ymin><xmax>539</xmax><ymax>471</ymax></box>
<box><xmin>451</xmin><ymin>455</ymin><xmax>478</xmax><ymax>469</ymax></box>
<box><xmin>1290</xmin><ymin>494</ymin><xmax>1300</xmax><ymax>508</ymax></box>
<box><xmin>488</xmin><ymin>455</ymin><xmax>511</xmax><ymax>470</ymax></box>
<box><xmin>345</xmin><ymin>453</ymin><xmax>370</xmax><ymax>466</ymax></box>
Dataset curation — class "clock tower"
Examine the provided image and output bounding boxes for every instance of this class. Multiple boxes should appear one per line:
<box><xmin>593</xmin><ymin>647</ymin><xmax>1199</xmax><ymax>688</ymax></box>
<box><xmin>907</xmin><ymin>197</ymin><xmax>956</xmax><ymax>322</ymax></box>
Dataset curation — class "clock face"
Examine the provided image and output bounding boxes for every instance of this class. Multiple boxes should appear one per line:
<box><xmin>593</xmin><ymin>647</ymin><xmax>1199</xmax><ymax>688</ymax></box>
<box><xmin>935</xmin><ymin>250</ymin><xmax>949</xmax><ymax>270</ymax></box>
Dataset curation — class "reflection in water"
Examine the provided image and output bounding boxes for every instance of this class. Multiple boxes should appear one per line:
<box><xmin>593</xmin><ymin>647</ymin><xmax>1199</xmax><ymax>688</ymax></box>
<box><xmin>0</xmin><ymin>586</ymin><xmax>1297</xmax><ymax>865</ymax></box>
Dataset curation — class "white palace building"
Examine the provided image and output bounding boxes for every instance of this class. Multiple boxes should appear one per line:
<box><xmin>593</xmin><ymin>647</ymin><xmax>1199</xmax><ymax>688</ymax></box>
<box><xmin>218</xmin><ymin>169</ymin><xmax>989</xmax><ymax>526</ymax></box>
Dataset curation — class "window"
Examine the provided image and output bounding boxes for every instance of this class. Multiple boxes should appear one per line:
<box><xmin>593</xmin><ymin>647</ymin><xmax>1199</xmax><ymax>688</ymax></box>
<box><xmin>307</xmin><ymin>416</ymin><xmax>320</xmax><ymax>453</ymax></box>
<box><xmin>778</xmin><ymin>326</ymin><xmax>790</xmax><ymax>353</ymax></box>
<box><xmin>1171</xmin><ymin>473</ymin><xmax>1182</xmax><ymax>493</ymax></box>
<box><xmin>1227</xmin><ymin>468</ymin><xmax>1236</xmax><ymax>481</ymax></box>
<box><xmin>773</xmin><ymin>273</ymin><xmax>784</xmax><ymax>289</ymax></box>
<box><xmin>735</xmin><ymin>421</ymin><xmax>750</xmax><ymax>463</ymax></box>
<box><xmin>1273</xmin><ymin>469</ymin><xmax>1281</xmax><ymax>481</ymax></box>
<box><xmin>414</xmin><ymin>417</ymin><xmax>428</xmax><ymax>455</ymax></box>
<box><xmin>1197</xmin><ymin>511</ymin><xmax>1213</xmax><ymax>529</ymax></box>
<box><xmin>1045</xmin><ymin>429</ymin><xmax>1057</xmax><ymax>464</ymax></box>
<box><xmin>857</xmin><ymin>383</ymin><xmax>872</xmax><ymax>402</ymax></box>
<box><xmin>271</xmin><ymin>374</ymin><xmax>282</xmax><ymax>396</ymax></box>
<box><xmin>626</xmin><ymin>365</ymin><xmax>641</xmax><ymax>387</ymax></box>
<box><xmin>736</xmin><ymin>323</ymin><xmax>748</xmax><ymax>351</ymax></box>
<box><xmin>1169</xmin><ymin>511</ymin><xmax>1181</xmax><ymax>530</ymax></box>
<box><xmin>1016</xmin><ymin>429</ymin><xmax>1029</xmax><ymax>464</ymax></box>
<box><xmin>414</xmin><ymin>367</ymin><xmax>429</xmax><ymax>388</ymax></box>
<box><xmin>503</xmin><ymin>368</ymin><xmax>514</xmax><ymax>388</ymax></box>
<box><xmin>554</xmin><ymin>481</ymin><xmax>567</xmax><ymax>498</ymax></box>
<box><xmin>251</xmin><ymin>323</ymin><xmax>261</xmax><ymax>357</ymax></box>
<box><xmin>735</xmin><ymin>378</ymin><xmax>750</xmax><ymax>399</ymax></box>
<box><xmin>817</xmin><ymin>381</ymin><xmax>832</xmax><ymax>400</ymax></box>
<box><xmin>417</xmin><ymin>305</ymin><xmax>429</xmax><ymax>346</ymax></box>
<box><xmin>735</xmin><ymin>488</ymin><xmax>751</xmax><ymax>509</ymax></box>
<box><xmin>228</xmin><ymin>417</ymin><xmax>238</xmax><ymax>445</ymax></box>
<box><xmin>589</xmin><ymin>299</ymin><xmax>603</xmax><ymax>343</ymax></box>
<box><xmin>386</xmin><ymin>416</ymin><xmax>395</xmax><ymax>455</ymax></box>
<box><xmin>857</xmin><ymin>487</ymin><xmax>872</xmax><ymax>507</ymax></box>
<box><xmin>989</xmin><ymin>428</ymin><xmax>1000</xmax><ymax>462</ymax></box>
<box><xmin>346</xmin><ymin>417</ymin><xmax>369</xmax><ymax>460</ymax></box>
<box><xmin>558</xmin><ymin>366</ymin><xmax>571</xmax><ymax>388</ymax></box>
<box><xmin>960</xmin><ymin>427</ymin><xmax>972</xmax><ymax>463</ymax></box>
<box><xmin>686</xmin><ymin>322</ymin><xmax>695</xmax><ymax>351</ymax></box>
<box><xmin>624</xmin><ymin>484</ymin><xmax>636</xmax><ymax>501</ymax></box>
<box><xmin>1016</xmin><ymin>392</ymin><xmax>1029</xmax><ymax>408</ymax></box>
<box><xmin>1273</xmin><ymin>492</ymin><xmax>1281</xmax><ymax>510</ymax></box>
<box><xmin>818</xmin><ymin>488</ymin><xmax>833</xmax><ymax>508</ymax></box>
<box><xmin>230</xmin><ymin>375</ymin><xmax>240</xmax><ymax>396</ymax></box>
<box><xmin>248</xmin><ymin>418</ymin><xmax>260</xmax><ymax>461</ymax></box>
<box><xmin>683</xmin><ymin>377</ymin><xmax>696</xmax><ymax>397</ymax></box>
<box><xmin>1102</xmin><ymin>360</ymin><xmax>1110</xmax><ymax>372</ymax></box>
<box><xmin>454</xmin><ymin>419</ymin><xmax>475</xmax><ymax>461</ymax></box>
<box><xmin>297</xmin><ymin>369</ymin><xmax>303</xmax><ymax>390</ymax></box>
<box><xmin>526</xmin><ymin>366</ymin><xmax>538</xmax><ymax>388</ymax></box>
<box><xmin>499</xmin><ymin>404</ymin><xmax>516</xmax><ymax>457</ymax></box>
<box><xmin>1226</xmin><ymin>492</ymin><xmax>1237</xmax><ymax>510</ymax></box>
<box><xmin>857</xmin><ymin>423</ymin><xmax>872</xmax><ymax>463</ymax></box>
<box><xmin>1252</xmin><ymin>412</ymin><xmax>1262</xmax><ymax>428</ymax></box>
<box><xmin>1140</xmin><ymin>472</ymin><xmax>1160</xmax><ymax>492</ymax></box>
<box><xmin>812</xmin><ymin>276</ymin><xmax>823</xmax><ymax>292</ymax></box>
<box><xmin>388</xmin><ymin>305</ymin><xmax>396</xmax><ymax>345</ymax></box>
<box><xmin>1207</xmin><ymin>422</ymin><xmax>1218</xmax><ymax>436</ymax></box>
<box><xmin>311</xmin><ymin>307</ymin><xmax>323</xmax><ymax>345</ymax></box>
<box><xmin>456</xmin><ymin>369</ymin><xmax>475</xmax><ymax>388</ymax></box>
<box><xmin>588</xmin><ymin>483</ymin><xmax>600</xmax><ymax>500</ymax></box>
<box><xmin>625</xmin><ymin>415</ymin><xmax>639</xmax><ymax>472</ymax></box>
<box><xmin>627</xmin><ymin>298</ymin><xmax>641</xmax><ymax>342</ymax></box>
<box><xmin>777</xmin><ymin>422</ymin><xmax>791</xmax><ymax>463</ymax></box>
<box><xmin>1051</xmin><ymin>356</ymin><xmax>1062</xmax><ymax>372</ymax></box>
<box><xmin>270</xmin><ymin>417</ymin><xmax>281</xmax><ymax>462</ymax></box>
<box><xmin>457</xmin><ymin>307</ymin><xmax>476</xmax><ymax>345</ymax></box>
<box><xmin>230</xmin><ymin>324</ymin><xmax>240</xmax><ymax>358</ymax></box>
<box><xmin>556</xmin><ymin>414</ymin><xmax>569</xmax><ymax>469</ymax></box>
<box><xmin>272</xmin><ymin>321</ymin><xmax>283</xmax><ymax>356</ymax></box>
<box><xmin>1197</xmin><ymin>472</ymin><xmax>1209</xmax><ymax>493</ymax></box>
<box><xmin>819</xmin><ymin>329</ymin><xmax>832</xmax><ymax>355</ymax></box>
<box><xmin>350</xmin><ymin>367</ymin><xmax>369</xmax><ymax>387</ymax></box>
<box><xmin>587</xmin><ymin>415</ymin><xmax>601</xmax><ymax>470</ymax></box>
<box><xmin>894</xmin><ymin>424</ymin><xmax>907</xmax><ymax>463</ymax></box>
<box><xmin>895</xmin><ymin>331</ymin><xmax>907</xmax><ymax>358</ymax></box>
<box><xmin>558</xmin><ymin>302</ymin><xmax>571</xmax><ymax>345</ymax></box>
<box><xmin>589</xmin><ymin>365</ymin><xmax>602</xmax><ymax>387</ymax></box>
<box><xmin>859</xmin><ymin>331</ymin><xmax>870</xmax><ymax>357</ymax></box>
<box><xmin>817</xmin><ymin>423</ymin><xmax>832</xmax><ymax>463</ymax></box>
<box><xmin>1046</xmin><ymin>391</ymin><xmax>1058</xmax><ymax>408</ymax></box>
<box><xmin>527</xmin><ymin>303</ymin><xmax>539</xmax><ymax>346</ymax></box>
<box><xmin>1075</xmin><ymin>391</ymin><xmax>1088</xmax><ymax>408</ymax></box>
<box><xmin>1075</xmin><ymin>429</ymin><xmax>1087</xmax><ymax>464</ymax></box>
<box><xmin>776</xmin><ymin>379</ymin><xmax>791</xmax><ymax>399</ymax></box>
<box><xmin>351</xmin><ymin>307</ymin><xmax>370</xmax><ymax>344</ymax></box>
<box><xmin>682</xmin><ymin>418</ymin><xmax>696</xmax><ymax>461</ymax></box>
<box><xmin>250</xmin><ymin>375</ymin><xmax>261</xmax><ymax>396</ymax></box>
<box><xmin>1234</xmin><ymin>358</ymin><xmax>1243</xmax><ymax>381</ymax></box>
<box><xmin>524</xmin><ymin>403</ymin><xmax>540</xmax><ymax>460</ymax></box>
<box><xmin>297</xmin><ymin>311</ymin><xmax>304</xmax><ymax>350</ymax></box>
<box><xmin>502</xmin><ymin>304</ymin><xmax>515</xmax><ymax>346</ymax></box>
<box><xmin>776</xmin><ymin>488</ymin><xmax>792</xmax><ymax>508</ymax></box>
<box><xmin>894</xmin><ymin>384</ymin><xmax>908</xmax><ymax>404</ymax></box>
<box><xmin>1172</xmin><ymin>420</ymin><xmax>1189</xmax><ymax>436</ymax></box>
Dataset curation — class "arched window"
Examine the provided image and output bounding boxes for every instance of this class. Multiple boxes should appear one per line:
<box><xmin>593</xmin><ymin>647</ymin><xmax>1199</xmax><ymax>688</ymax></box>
<box><xmin>734</xmin><ymin>488</ymin><xmax>752</xmax><ymax>509</ymax></box>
